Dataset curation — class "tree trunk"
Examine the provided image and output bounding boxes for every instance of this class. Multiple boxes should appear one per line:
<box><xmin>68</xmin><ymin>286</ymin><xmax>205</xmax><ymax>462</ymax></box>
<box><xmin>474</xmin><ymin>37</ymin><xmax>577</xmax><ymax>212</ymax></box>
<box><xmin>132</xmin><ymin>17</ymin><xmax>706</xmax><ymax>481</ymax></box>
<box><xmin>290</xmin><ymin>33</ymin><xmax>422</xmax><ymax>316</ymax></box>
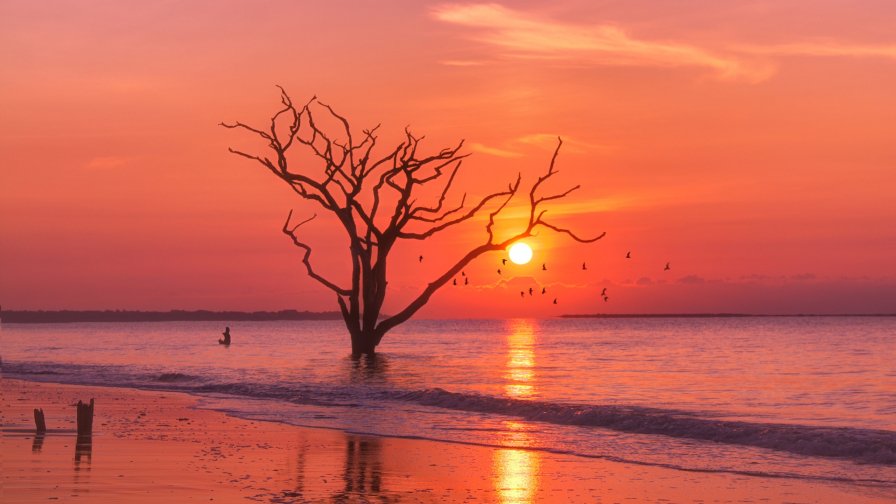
<box><xmin>350</xmin><ymin>330</ymin><xmax>378</xmax><ymax>356</ymax></box>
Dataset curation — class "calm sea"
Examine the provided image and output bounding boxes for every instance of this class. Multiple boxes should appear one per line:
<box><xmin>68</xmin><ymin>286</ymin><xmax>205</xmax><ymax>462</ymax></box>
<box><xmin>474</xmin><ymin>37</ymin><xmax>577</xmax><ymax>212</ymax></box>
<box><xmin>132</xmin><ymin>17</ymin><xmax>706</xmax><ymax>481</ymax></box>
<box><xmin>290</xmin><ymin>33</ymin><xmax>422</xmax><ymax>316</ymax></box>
<box><xmin>3</xmin><ymin>316</ymin><xmax>895</xmax><ymax>489</ymax></box>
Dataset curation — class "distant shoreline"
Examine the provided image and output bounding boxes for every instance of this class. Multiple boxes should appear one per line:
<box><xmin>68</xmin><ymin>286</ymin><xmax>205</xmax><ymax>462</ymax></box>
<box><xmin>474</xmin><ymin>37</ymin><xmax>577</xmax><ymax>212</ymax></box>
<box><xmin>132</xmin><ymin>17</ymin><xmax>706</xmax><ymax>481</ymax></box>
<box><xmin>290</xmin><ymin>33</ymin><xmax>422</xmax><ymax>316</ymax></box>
<box><xmin>0</xmin><ymin>309</ymin><xmax>343</xmax><ymax>324</ymax></box>
<box><xmin>562</xmin><ymin>313</ymin><xmax>896</xmax><ymax>318</ymax></box>
<box><xmin>1</xmin><ymin>310</ymin><xmax>894</xmax><ymax>324</ymax></box>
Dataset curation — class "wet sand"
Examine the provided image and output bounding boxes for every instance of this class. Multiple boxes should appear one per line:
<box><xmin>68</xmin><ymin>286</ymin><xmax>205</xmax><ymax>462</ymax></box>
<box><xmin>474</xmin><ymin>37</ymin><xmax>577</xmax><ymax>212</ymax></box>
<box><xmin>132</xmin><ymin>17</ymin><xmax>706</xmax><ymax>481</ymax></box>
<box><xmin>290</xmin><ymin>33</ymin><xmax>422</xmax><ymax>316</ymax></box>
<box><xmin>2</xmin><ymin>378</ymin><xmax>892</xmax><ymax>503</ymax></box>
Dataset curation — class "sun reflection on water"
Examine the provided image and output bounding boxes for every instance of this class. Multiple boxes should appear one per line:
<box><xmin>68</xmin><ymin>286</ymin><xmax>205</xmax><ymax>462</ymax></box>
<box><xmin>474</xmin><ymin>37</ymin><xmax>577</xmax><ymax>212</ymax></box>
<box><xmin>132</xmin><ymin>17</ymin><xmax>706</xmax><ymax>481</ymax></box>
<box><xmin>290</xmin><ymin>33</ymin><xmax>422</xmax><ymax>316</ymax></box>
<box><xmin>494</xmin><ymin>320</ymin><xmax>541</xmax><ymax>503</ymax></box>
<box><xmin>503</xmin><ymin>319</ymin><xmax>537</xmax><ymax>399</ymax></box>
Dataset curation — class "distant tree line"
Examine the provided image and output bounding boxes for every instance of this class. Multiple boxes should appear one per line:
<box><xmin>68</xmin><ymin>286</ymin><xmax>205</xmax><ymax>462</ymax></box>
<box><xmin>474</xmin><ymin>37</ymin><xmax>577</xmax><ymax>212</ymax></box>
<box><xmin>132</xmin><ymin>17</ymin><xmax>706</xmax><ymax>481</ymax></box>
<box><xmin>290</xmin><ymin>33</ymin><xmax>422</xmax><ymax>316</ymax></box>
<box><xmin>0</xmin><ymin>310</ymin><xmax>343</xmax><ymax>324</ymax></box>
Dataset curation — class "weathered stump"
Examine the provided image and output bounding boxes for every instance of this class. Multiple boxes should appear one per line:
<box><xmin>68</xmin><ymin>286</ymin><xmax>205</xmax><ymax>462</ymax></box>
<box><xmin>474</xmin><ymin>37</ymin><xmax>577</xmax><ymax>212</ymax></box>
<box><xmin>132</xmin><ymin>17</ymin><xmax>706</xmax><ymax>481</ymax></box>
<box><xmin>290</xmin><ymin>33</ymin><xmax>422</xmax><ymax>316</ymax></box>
<box><xmin>33</xmin><ymin>408</ymin><xmax>47</xmax><ymax>433</ymax></box>
<box><xmin>76</xmin><ymin>399</ymin><xmax>94</xmax><ymax>436</ymax></box>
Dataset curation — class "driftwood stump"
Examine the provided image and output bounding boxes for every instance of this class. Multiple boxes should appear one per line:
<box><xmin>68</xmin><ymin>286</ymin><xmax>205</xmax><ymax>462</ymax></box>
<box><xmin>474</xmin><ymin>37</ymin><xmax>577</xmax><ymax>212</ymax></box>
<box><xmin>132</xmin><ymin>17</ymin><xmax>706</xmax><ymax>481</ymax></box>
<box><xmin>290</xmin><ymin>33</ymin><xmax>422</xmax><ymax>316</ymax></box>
<box><xmin>33</xmin><ymin>408</ymin><xmax>47</xmax><ymax>433</ymax></box>
<box><xmin>76</xmin><ymin>399</ymin><xmax>94</xmax><ymax>436</ymax></box>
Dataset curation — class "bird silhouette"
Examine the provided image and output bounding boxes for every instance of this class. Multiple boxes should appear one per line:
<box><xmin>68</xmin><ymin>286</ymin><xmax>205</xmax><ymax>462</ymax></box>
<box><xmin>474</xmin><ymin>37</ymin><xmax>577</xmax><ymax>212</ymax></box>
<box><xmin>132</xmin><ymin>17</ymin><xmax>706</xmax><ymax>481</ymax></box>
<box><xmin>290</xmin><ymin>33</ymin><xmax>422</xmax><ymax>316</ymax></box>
<box><xmin>464</xmin><ymin>277</ymin><xmax>469</xmax><ymax>285</ymax></box>
<box><xmin>419</xmin><ymin>255</ymin><xmax>423</xmax><ymax>263</ymax></box>
<box><xmin>502</xmin><ymin>258</ymin><xmax>507</xmax><ymax>265</ymax></box>
<box><xmin>541</xmin><ymin>287</ymin><xmax>546</xmax><ymax>294</ymax></box>
<box><xmin>453</xmin><ymin>278</ymin><xmax>457</xmax><ymax>286</ymax></box>
<box><xmin>582</xmin><ymin>262</ymin><xmax>587</xmax><ymax>270</ymax></box>
<box><xmin>528</xmin><ymin>287</ymin><xmax>533</xmax><ymax>296</ymax></box>
<box><xmin>626</xmin><ymin>251</ymin><xmax>631</xmax><ymax>259</ymax></box>
<box><xmin>601</xmin><ymin>287</ymin><xmax>607</xmax><ymax>296</ymax></box>
<box><xmin>664</xmin><ymin>262</ymin><xmax>671</xmax><ymax>271</ymax></box>
<box><xmin>461</xmin><ymin>271</ymin><xmax>465</xmax><ymax>276</ymax></box>
<box><xmin>542</xmin><ymin>263</ymin><xmax>547</xmax><ymax>271</ymax></box>
<box><xmin>497</xmin><ymin>268</ymin><xmax>502</xmax><ymax>275</ymax></box>
<box><xmin>520</xmin><ymin>291</ymin><xmax>525</xmax><ymax>298</ymax></box>
<box><xmin>553</xmin><ymin>298</ymin><xmax>558</xmax><ymax>305</ymax></box>
<box><xmin>603</xmin><ymin>296</ymin><xmax>609</xmax><ymax>302</ymax></box>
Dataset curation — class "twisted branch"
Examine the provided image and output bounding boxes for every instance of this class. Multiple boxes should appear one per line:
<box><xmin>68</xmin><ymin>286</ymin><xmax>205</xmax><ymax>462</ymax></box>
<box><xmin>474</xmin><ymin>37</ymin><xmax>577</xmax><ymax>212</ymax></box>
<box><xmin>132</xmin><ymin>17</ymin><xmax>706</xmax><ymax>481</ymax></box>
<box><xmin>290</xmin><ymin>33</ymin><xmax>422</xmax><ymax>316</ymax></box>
<box><xmin>282</xmin><ymin>211</ymin><xmax>350</xmax><ymax>296</ymax></box>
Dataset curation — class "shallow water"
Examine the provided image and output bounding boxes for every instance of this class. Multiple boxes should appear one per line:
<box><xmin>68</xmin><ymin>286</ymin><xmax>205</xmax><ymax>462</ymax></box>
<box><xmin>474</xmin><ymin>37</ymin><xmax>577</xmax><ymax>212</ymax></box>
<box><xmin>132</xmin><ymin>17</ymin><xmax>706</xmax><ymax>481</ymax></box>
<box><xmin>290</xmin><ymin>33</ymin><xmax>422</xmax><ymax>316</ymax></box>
<box><xmin>3</xmin><ymin>316</ymin><xmax>895</xmax><ymax>487</ymax></box>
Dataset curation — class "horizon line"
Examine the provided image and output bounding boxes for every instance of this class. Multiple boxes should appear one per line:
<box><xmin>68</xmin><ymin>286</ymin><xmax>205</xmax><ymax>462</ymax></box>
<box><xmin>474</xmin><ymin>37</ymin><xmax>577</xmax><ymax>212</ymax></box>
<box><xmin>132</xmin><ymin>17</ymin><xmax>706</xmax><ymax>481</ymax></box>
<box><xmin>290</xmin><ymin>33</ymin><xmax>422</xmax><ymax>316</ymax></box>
<box><xmin>1</xmin><ymin>309</ymin><xmax>894</xmax><ymax>324</ymax></box>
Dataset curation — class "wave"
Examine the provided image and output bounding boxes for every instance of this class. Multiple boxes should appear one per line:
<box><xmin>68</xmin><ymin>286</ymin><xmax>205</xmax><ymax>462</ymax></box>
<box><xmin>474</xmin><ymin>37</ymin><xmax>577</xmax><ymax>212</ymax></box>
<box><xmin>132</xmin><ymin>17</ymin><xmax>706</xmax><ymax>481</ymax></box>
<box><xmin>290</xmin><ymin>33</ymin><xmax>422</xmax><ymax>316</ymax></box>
<box><xmin>392</xmin><ymin>388</ymin><xmax>896</xmax><ymax>465</ymax></box>
<box><xmin>154</xmin><ymin>372</ymin><xmax>198</xmax><ymax>383</ymax></box>
<box><xmin>5</xmin><ymin>360</ymin><xmax>896</xmax><ymax>467</ymax></box>
<box><xmin>8</xmin><ymin>369</ymin><xmax>61</xmax><ymax>375</ymax></box>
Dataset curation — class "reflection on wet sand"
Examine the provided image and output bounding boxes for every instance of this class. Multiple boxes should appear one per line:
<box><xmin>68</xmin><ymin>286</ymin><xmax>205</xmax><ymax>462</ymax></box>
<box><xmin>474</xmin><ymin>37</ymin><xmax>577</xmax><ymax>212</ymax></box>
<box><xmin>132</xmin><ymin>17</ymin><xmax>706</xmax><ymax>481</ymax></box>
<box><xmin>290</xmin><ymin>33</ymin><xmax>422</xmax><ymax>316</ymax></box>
<box><xmin>74</xmin><ymin>435</ymin><xmax>92</xmax><ymax>468</ymax></box>
<box><xmin>31</xmin><ymin>433</ymin><xmax>45</xmax><ymax>453</ymax></box>
<box><xmin>494</xmin><ymin>445</ymin><xmax>539</xmax><ymax>504</ymax></box>
<box><xmin>494</xmin><ymin>320</ymin><xmax>541</xmax><ymax>503</ymax></box>
<box><xmin>334</xmin><ymin>436</ymin><xmax>383</xmax><ymax>501</ymax></box>
<box><xmin>73</xmin><ymin>435</ymin><xmax>92</xmax><ymax>492</ymax></box>
<box><xmin>290</xmin><ymin>440</ymin><xmax>308</xmax><ymax>500</ymax></box>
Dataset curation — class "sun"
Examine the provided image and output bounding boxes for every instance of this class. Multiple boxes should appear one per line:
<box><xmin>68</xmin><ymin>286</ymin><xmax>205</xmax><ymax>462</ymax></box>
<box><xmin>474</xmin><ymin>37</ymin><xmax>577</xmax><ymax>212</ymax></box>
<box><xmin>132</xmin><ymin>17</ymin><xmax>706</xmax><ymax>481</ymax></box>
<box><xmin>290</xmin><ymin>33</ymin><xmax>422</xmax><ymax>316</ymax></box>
<box><xmin>508</xmin><ymin>242</ymin><xmax>533</xmax><ymax>265</ymax></box>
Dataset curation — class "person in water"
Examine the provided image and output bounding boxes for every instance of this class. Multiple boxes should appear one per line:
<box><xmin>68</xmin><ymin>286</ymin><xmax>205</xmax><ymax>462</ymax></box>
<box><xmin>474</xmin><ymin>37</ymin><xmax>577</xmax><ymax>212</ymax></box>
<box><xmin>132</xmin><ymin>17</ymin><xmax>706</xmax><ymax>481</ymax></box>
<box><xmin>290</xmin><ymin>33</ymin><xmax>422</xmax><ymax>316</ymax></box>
<box><xmin>219</xmin><ymin>326</ymin><xmax>231</xmax><ymax>345</ymax></box>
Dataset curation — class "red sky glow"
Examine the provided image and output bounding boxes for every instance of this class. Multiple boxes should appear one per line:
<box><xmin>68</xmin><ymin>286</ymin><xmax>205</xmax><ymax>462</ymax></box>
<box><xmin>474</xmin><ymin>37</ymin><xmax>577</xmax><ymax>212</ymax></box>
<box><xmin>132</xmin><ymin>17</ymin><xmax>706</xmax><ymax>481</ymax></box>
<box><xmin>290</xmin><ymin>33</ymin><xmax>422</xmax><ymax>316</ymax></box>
<box><xmin>2</xmin><ymin>1</ymin><xmax>895</xmax><ymax>316</ymax></box>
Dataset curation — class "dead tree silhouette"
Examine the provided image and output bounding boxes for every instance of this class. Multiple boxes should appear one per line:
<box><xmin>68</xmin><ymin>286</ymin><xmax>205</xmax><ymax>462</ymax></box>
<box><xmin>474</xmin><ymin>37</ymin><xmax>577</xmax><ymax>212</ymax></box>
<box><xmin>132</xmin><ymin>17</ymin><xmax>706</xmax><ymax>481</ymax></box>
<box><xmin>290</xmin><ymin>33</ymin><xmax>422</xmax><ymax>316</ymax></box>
<box><xmin>222</xmin><ymin>87</ymin><xmax>605</xmax><ymax>356</ymax></box>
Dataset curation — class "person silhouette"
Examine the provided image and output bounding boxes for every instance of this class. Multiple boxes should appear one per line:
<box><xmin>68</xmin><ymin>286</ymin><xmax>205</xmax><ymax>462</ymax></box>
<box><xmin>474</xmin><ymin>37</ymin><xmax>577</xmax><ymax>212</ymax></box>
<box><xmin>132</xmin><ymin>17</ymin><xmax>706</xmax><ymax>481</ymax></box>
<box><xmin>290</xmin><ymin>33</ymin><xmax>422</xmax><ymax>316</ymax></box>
<box><xmin>219</xmin><ymin>326</ymin><xmax>231</xmax><ymax>346</ymax></box>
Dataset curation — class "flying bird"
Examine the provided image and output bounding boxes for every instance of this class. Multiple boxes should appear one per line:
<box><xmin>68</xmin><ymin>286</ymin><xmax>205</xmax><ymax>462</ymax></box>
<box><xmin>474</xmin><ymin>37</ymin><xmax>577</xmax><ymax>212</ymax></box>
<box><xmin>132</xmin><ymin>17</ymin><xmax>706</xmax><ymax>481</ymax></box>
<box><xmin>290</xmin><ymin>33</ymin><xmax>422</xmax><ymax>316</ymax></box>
<box><xmin>461</xmin><ymin>271</ymin><xmax>465</xmax><ymax>276</ymax></box>
<box><xmin>502</xmin><ymin>258</ymin><xmax>507</xmax><ymax>265</ymax></box>
<box><xmin>419</xmin><ymin>255</ymin><xmax>423</xmax><ymax>263</ymax></box>
<box><xmin>464</xmin><ymin>277</ymin><xmax>469</xmax><ymax>285</ymax></box>
<box><xmin>603</xmin><ymin>296</ymin><xmax>609</xmax><ymax>302</ymax></box>
<box><xmin>497</xmin><ymin>268</ymin><xmax>502</xmax><ymax>275</ymax></box>
<box><xmin>553</xmin><ymin>298</ymin><xmax>558</xmax><ymax>305</ymax></box>
<box><xmin>542</xmin><ymin>263</ymin><xmax>547</xmax><ymax>271</ymax></box>
<box><xmin>453</xmin><ymin>278</ymin><xmax>457</xmax><ymax>286</ymax></box>
<box><xmin>541</xmin><ymin>287</ymin><xmax>546</xmax><ymax>295</ymax></box>
<box><xmin>664</xmin><ymin>262</ymin><xmax>671</xmax><ymax>271</ymax></box>
<box><xmin>626</xmin><ymin>251</ymin><xmax>631</xmax><ymax>259</ymax></box>
<box><xmin>582</xmin><ymin>262</ymin><xmax>587</xmax><ymax>270</ymax></box>
<box><xmin>528</xmin><ymin>287</ymin><xmax>533</xmax><ymax>296</ymax></box>
<box><xmin>601</xmin><ymin>287</ymin><xmax>607</xmax><ymax>296</ymax></box>
<box><xmin>521</xmin><ymin>291</ymin><xmax>525</xmax><ymax>298</ymax></box>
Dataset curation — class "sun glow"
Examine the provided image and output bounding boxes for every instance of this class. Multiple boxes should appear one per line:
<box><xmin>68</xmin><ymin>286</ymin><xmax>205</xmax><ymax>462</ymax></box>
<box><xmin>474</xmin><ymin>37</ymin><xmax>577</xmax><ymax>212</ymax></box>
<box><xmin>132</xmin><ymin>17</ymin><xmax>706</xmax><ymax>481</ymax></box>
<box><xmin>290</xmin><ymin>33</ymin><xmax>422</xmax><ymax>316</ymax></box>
<box><xmin>508</xmin><ymin>242</ymin><xmax>533</xmax><ymax>265</ymax></box>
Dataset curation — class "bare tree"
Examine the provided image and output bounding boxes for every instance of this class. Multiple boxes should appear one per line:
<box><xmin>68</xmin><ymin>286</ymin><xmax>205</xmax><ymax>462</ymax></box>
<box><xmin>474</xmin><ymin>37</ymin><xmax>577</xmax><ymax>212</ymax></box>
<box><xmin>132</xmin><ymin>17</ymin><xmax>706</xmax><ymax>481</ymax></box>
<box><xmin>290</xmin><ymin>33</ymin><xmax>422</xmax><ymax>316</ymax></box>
<box><xmin>222</xmin><ymin>88</ymin><xmax>604</xmax><ymax>356</ymax></box>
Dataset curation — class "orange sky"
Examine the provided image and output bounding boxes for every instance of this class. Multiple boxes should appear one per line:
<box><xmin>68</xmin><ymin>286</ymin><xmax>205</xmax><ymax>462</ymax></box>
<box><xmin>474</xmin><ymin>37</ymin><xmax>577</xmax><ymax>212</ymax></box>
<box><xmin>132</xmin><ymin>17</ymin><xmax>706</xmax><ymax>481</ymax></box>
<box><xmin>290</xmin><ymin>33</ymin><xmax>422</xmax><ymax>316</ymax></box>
<box><xmin>2</xmin><ymin>1</ymin><xmax>895</xmax><ymax>316</ymax></box>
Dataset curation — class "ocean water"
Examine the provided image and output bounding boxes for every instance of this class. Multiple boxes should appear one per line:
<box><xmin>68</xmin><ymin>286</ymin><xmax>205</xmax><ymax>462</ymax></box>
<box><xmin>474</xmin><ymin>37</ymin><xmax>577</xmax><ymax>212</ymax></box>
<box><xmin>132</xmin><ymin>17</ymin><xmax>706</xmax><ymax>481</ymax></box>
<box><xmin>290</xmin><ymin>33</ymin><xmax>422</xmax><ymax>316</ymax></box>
<box><xmin>3</xmin><ymin>316</ymin><xmax>895</xmax><ymax>490</ymax></box>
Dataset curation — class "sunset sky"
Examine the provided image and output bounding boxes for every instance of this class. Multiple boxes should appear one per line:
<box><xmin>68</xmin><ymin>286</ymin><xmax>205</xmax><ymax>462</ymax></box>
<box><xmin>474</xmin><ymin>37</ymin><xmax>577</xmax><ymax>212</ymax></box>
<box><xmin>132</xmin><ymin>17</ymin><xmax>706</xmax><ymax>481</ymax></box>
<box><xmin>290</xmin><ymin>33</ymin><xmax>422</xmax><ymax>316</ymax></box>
<box><xmin>2</xmin><ymin>1</ymin><xmax>895</xmax><ymax>316</ymax></box>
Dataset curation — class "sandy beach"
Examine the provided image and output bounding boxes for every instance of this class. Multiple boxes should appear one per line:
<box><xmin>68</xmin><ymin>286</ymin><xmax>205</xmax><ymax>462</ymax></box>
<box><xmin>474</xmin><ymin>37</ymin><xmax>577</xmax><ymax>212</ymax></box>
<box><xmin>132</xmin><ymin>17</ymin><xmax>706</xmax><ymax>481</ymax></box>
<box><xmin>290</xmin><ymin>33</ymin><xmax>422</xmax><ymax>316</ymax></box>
<box><xmin>1</xmin><ymin>378</ymin><xmax>892</xmax><ymax>503</ymax></box>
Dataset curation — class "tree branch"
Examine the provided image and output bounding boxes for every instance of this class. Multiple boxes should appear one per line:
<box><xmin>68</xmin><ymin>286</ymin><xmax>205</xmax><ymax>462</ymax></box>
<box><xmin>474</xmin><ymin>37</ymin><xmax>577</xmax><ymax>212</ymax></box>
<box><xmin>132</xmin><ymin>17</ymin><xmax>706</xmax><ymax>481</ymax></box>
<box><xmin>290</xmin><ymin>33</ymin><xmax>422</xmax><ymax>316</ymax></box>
<box><xmin>225</xmin><ymin>89</ymin><xmax>604</xmax><ymax>353</ymax></box>
<box><xmin>282</xmin><ymin>211</ymin><xmax>351</xmax><ymax>296</ymax></box>
<box><xmin>377</xmin><ymin>139</ymin><xmax>605</xmax><ymax>339</ymax></box>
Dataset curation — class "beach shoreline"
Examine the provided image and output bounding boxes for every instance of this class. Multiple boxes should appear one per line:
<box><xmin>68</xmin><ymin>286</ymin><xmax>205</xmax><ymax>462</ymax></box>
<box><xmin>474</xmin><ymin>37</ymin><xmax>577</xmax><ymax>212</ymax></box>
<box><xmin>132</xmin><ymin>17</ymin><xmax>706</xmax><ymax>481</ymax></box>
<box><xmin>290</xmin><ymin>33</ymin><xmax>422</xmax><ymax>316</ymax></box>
<box><xmin>2</xmin><ymin>377</ymin><xmax>893</xmax><ymax>503</ymax></box>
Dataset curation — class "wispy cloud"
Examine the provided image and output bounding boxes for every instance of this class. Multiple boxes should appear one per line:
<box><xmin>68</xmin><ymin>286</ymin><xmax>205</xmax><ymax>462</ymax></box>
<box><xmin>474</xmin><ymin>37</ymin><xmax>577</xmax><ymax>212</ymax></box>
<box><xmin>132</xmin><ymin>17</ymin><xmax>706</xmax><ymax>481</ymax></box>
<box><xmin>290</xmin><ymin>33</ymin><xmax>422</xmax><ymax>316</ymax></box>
<box><xmin>736</xmin><ymin>41</ymin><xmax>896</xmax><ymax>60</ymax></box>
<box><xmin>440</xmin><ymin>59</ymin><xmax>490</xmax><ymax>66</ymax></box>
<box><xmin>513</xmin><ymin>133</ymin><xmax>606</xmax><ymax>153</ymax></box>
<box><xmin>472</xmin><ymin>133</ymin><xmax>607</xmax><ymax>158</ymax></box>
<box><xmin>432</xmin><ymin>4</ymin><xmax>770</xmax><ymax>82</ymax></box>
<box><xmin>469</xmin><ymin>142</ymin><xmax>525</xmax><ymax>158</ymax></box>
<box><xmin>433</xmin><ymin>4</ymin><xmax>896</xmax><ymax>83</ymax></box>
<box><xmin>488</xmin><ymin>198</ymin><xmax>624</xmax><ymax>225</ymax></box>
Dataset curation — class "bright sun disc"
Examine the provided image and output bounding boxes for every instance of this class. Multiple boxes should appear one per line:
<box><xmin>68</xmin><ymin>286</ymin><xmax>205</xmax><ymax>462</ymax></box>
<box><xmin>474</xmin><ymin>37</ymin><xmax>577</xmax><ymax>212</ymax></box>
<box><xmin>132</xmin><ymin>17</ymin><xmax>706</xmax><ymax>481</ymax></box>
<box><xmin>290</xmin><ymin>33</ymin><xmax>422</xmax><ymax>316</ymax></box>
<box><xmin>508</xmin><ymin>242</ymin><xmax>533</xmax><ymax>265</ymax></box>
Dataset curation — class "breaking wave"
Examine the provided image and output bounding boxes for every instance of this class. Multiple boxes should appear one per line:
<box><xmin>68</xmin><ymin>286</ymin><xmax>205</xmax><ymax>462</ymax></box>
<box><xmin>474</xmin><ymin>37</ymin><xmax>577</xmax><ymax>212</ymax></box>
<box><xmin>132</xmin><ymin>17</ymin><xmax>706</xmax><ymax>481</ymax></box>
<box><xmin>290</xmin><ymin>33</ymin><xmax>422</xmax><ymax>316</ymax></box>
<box><xmin>5</xmin><ymin>360</ymin><xmax>896</xmax><ymax>467</ymax></box>
<box><xmin>392</xmin><ymin>388</ymin><xmax>896</xmax><ymax>465</ymax></box>
<box><xmin>154</xmin><ymin>372</ymin><xmax>199</xmax><ymax>382</ymax></box>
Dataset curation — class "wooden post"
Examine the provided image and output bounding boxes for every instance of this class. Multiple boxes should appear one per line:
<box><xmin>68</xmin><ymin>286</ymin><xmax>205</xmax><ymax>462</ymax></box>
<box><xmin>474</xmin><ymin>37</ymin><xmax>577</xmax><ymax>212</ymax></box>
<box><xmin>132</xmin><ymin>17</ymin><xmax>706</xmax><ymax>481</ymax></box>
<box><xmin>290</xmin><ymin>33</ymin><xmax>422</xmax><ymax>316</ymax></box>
<box><xmin>33</xmin><ymin>408</ymin><xmax>47</xmax><ymax>433</ymax></box>
<box><xmin>76</xmin><ymin>399</ymin><xmax>94</xmax><ymax>436</ymax></box>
